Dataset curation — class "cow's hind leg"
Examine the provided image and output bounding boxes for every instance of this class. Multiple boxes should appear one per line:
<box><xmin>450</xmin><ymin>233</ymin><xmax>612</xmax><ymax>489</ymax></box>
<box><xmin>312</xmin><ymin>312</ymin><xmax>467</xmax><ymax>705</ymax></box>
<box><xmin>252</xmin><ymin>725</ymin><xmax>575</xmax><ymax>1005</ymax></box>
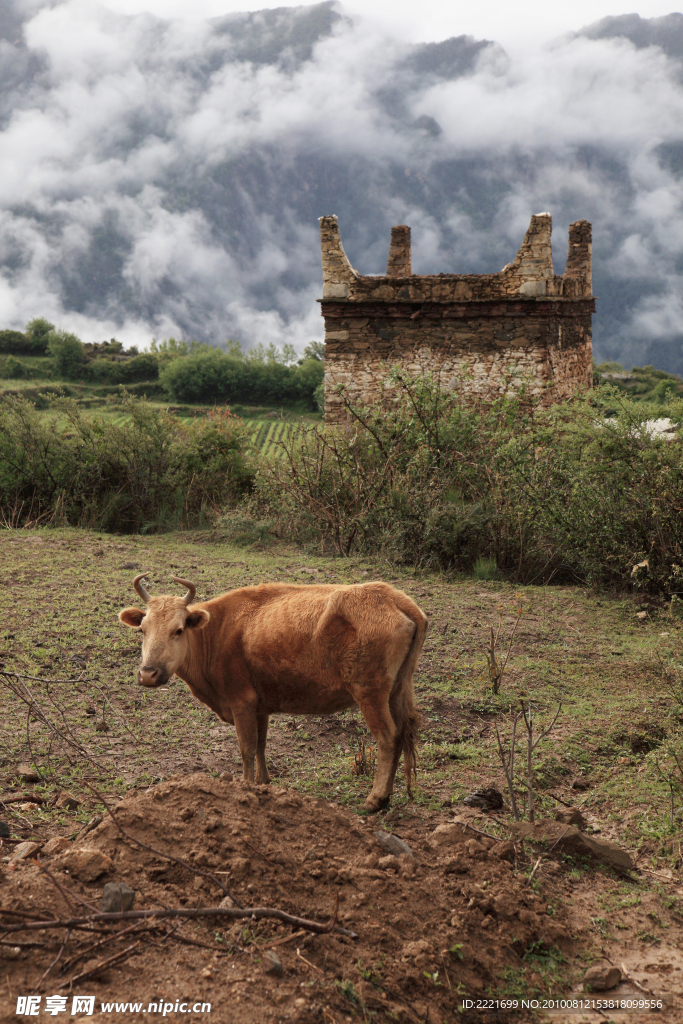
<box><xmin>255</xmin><ymin>713</ymin><xmax>271</xmax><ymax>785</ymax></box>
<box><xmin>357</xmin><ymin>698</ymin><xmax>400</xmax><ymax>812</ymax></box>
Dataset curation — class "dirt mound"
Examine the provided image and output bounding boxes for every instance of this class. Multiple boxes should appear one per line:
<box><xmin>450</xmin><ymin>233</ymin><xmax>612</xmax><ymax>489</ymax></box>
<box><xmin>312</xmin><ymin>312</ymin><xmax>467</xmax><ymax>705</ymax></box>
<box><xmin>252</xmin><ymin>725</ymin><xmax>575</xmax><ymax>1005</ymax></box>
<box><xmin>0</xmin><ymin>774</ymin><xmax>575</xmax><ymax>1023</ymax></box>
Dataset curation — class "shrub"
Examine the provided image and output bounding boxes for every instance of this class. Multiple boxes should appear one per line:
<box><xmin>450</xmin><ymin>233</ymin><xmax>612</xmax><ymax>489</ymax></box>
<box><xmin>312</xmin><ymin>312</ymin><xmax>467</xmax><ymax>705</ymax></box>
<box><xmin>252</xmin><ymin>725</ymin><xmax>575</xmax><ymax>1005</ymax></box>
<box><xmin>160</xmin><ymin>350</ymin><xmax>321</xmax><ymax>407</ymax></box>
<box><xmin>25</xmin><ymin>318</ymin><xmax>55</xmax><ymax>354</ymax></box>
<box><xmin>0</xmin><ymin>393</ymin><xmax>254</xmax><ymax>533</ymax></box>
<box><xmin>0</xmin><ymin>330</ymin><xmax>31</xmax><ymax>355</ymax></box>
<box><xmin>254</xmin><ymin>371</ymin><xmax>683</xmax><ymax>583</ymax></box>
<box><xmin>47</xmin><ymin>330</ymin><xmax>85</xmax><ymax>378</ymax></box>
<box><xmin>3</xmin><ymin>355</ymin><xmax>24</xmax><ymax>379</ymax></box>
<box><xmin>84</xmin><ymin>353</ymin><xmax>159</xmax><ymax>384</ymax></box>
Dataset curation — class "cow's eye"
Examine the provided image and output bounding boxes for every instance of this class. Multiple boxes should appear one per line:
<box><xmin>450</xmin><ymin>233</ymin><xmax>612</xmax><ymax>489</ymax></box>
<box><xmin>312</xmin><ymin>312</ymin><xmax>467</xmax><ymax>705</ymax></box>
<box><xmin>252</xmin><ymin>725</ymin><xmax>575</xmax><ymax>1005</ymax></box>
<box><xmin>175</xmin><ymin>628</ymin><xmax>183</xmax><ymax>636</ymax></box>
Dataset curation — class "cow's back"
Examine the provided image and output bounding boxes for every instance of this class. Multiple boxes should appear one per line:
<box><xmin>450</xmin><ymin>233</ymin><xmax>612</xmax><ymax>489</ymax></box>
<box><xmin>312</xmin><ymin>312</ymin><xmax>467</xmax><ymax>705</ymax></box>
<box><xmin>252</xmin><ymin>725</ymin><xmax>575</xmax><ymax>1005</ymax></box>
<box><xmin>206</xmin><ymin>581</ymin><xmax>421</xmax><ymax>714</ymax></box>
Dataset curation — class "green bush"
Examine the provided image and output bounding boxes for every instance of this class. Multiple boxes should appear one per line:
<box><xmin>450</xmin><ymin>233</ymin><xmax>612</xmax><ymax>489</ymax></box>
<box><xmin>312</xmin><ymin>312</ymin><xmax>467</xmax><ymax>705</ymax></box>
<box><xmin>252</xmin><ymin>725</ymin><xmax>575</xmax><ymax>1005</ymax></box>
<box><xmin>25</xmin><ymin>318</ymin><xmax>55</xmax><ymax>355</ymax></box>
<box><xmin>3</xmin><ymin>355</ymin><xmax>24</xmax><ymax>379</ymax></box>
<box><xmin>84</xmin><ymin>353</ymin><xmax>159</xmax><ymax>384</ymax></box>
<box><xmin>253</xmin><ymin>371</ymin><xmax>683</xmax><ymax>584</ymax></box>
<box><xmin>47</xmin><ymin>330</ymin><xmax>85</xmax><ymax>378</ymax></box>
<box><xmin>0</xmin><ymin>330</ymin><xmax>31</xmax><ymax>355</ymax></box>
<box><xmin>0</xmin><ymin>394</ymin><xmax>254</xmax><ymax>532</ymax></box>
<box><xmin>160</xmin><ymin>350</ymin><xmax>321</xmax><ymax>407</ymax></box>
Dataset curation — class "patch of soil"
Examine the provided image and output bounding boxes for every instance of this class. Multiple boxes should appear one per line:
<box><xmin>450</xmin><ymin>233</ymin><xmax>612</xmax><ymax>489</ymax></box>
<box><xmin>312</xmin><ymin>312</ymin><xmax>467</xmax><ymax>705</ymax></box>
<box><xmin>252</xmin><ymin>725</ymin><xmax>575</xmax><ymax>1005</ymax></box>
<box><xmin>0</xmin><ymin>775</ymin><xmax>578</xmax><ymax>1023</ymax></box>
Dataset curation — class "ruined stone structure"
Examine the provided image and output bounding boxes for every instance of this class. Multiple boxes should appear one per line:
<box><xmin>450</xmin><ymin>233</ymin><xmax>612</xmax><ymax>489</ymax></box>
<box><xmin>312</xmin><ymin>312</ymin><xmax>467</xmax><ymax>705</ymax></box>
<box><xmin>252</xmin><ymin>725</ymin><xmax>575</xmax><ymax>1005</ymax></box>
<box><xmin>318</xmin><ymin>213</ymin><xmax>594</xmax><ymax>422</ymax></box>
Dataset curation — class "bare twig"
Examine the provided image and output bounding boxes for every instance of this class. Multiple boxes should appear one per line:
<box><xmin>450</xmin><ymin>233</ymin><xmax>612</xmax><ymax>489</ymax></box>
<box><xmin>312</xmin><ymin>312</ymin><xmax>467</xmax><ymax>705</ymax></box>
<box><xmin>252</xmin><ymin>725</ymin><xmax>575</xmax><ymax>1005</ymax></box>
<box><xmin>525</xmin><ymin>857</ymin><xmax>542</xmax><ymax>887</ymax></box>
<box><xmin>31</xmin><ymin>929</ymin><xmax>71</xmax><ymax>992</ymax></box>
<box><xmin>495</xmin><ymin>714</ymin><xmax>521</xmax><ymax>821</ymax></box>
<box><xmin>2</xmin><ymin>904</ymin><xmax>358</xmax><ymax>939</ymax></box>
<box><xmin>259</xmin><ymin>929</ymin><xmax>307</xmax><ymax>951</ymax></box>
<box><xmin>296</xmin><ymin>946</ymin><xmax>324</xmax><ymax>973</ymax></box>
<box><xmin>0</xmin><ymin>793</ymin><xmax>45</xmax><ymax>806</ymax></box>
<box><xmin>58</xmin><ymin>940</ymin><xmax>143</xmax><ymax>990</ymax></box>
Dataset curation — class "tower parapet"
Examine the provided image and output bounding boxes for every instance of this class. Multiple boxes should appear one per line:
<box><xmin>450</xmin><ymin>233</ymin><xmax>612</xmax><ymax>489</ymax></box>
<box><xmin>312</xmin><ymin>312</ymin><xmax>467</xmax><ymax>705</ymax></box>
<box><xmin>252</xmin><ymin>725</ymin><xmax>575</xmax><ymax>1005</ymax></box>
<box><xmin>318</xmin><ymin>213</ymin><xmax>594</xmax><ymax>421</ymax></box>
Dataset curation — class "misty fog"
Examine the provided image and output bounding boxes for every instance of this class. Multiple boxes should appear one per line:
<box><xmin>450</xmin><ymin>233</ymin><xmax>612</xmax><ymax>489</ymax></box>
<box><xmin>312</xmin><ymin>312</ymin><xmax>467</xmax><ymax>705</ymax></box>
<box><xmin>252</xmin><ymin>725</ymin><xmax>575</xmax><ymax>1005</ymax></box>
<box><xmin>1</xmin><ymin>0</ymin><xmax>683</xmax><ymax>369</ymax></box>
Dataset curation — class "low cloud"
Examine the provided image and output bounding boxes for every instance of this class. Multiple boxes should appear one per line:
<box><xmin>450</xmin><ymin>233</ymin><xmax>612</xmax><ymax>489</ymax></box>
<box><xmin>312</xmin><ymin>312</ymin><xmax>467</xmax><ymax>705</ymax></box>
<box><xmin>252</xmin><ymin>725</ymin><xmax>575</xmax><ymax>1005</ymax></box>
<box><xmin>0</xmin><ymin>1</ymin><xmax>682</xmax><ymax>368</ymax></box>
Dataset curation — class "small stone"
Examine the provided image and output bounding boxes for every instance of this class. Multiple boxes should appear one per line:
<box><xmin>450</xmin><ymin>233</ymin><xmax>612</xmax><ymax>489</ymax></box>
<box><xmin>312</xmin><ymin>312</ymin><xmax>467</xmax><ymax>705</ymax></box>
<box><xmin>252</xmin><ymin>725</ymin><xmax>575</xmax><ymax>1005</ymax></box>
<box><xmin>264</xmin><ymin>950</ymin><xmax>284</xmax><ymax>977</ymax></box>
<box><xmin>121</xmin><ymin>562</ymin><xmax>138</xmax><ymax>569</ymax></box>
<box><xmin>101</xmin><ymin>882</ymin><xmax>135</xmax><ymax>913</ymax></box>
<box><xmin>17</xmin><ymin>765</ymin><xmax>40</xmax><ymax>784</ymax></box>
<box><xmin>555</xmin><ymin>808</ymin><xmax>586</xmax><ymax>829</ymax></box>
<box><xmin>378</xmin><ymin>855</ymin><xmax>399</xmax><ymax>872</ymax></box>
<box><xmin>465</xmin><ymin>839</ymin><xmax>487</xmax><ymax>858</ymax></box>
<box><xmin>462</xmin><ymin>787</ymin><xmax>504</xmax><ymax>810</ymax></box>
<box><xmin>9</xmin><ymin>841</ymin><xmax>41</xmax><ymax>863</ymax></box>
<box><xmin>179</xmin><ymin>807</ymin><xmax>194</xmax><ymax>821</ymax></box>
<box><xmin>43</xmin><ymin>837</ymin><xmax>71</xmax><ymax>856</ymax></box>
<box><xmin>571</xmin><ymin>779</ymin><xmax>590</xmax><ymax>791</ymax></box>
<box><xmin>218</xmin><ymin>895</ymin><xmax>235</xmax><ymax>908</ymax></box>
<box><xmin>219</xmin><ymin>772</ymin><xmax>234</xmax><ymax>782</ymax></box>
<box><xmin>55</xmin><ymin>792</ymin><xmax>80</xmax><ymax>811</ymax></box>
<box><xmin>584</xmin><ymin>965</ymin><xmax>621</xmax><ymax>991</ymax></box>
<box><xmin>490</xmin><ymin>841</ymin><xmax>515</xmax><ymax>862</ymax></box>
<box><xmin>0</xmin><ymin>822</ymin><xmax>10</xmax><ymax>839</ymax></box>
<box><xmin>62</xmin><ymin>847</ymin><xmax>112</xmax><ymax>882</ymax></box>
<box><xmin>374</xmin><ymin>831</ymin><xmax>413</xmax><ymax>858</ymax></box>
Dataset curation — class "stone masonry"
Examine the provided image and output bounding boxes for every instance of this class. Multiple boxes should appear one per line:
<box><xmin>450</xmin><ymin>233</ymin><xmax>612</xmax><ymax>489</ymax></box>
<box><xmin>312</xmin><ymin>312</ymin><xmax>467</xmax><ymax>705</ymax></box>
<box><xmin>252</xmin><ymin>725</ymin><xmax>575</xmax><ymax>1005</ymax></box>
<box><xmin>318</xmin><ymin>213</ymin><xmax>595</xmax><ymax>422</ymax></box>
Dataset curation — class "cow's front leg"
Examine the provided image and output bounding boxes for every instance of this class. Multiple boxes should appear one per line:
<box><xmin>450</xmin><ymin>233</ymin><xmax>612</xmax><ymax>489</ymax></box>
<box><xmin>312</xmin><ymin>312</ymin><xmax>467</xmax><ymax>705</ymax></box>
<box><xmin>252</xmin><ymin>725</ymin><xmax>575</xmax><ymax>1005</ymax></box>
<box><xmin>232</xmin><ymin>703</ymin><xmax>259</xmax><ymax>783</ymax></box>
<box><xmin>255</xmin><ymin>713</ymin><xmax>271</xmax><ymax>785</ymax></box>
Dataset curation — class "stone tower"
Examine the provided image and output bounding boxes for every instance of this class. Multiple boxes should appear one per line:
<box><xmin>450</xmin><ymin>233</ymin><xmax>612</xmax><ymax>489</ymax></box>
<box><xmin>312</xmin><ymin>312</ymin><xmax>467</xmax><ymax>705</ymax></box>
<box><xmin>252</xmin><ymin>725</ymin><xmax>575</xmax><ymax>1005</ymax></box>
<box><xmin>318</xmin><ymin>213</ymin><xmax>594</xmax><ymax>421</ymax></box>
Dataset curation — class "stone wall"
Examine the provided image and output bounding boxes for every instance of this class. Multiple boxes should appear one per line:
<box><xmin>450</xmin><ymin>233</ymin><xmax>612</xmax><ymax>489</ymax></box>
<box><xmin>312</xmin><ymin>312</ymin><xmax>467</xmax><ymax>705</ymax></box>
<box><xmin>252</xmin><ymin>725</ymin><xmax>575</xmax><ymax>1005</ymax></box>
<box><xmin>318</xmin><ymin>213</ymin><xmax>595</xmax><ymax>422</ymax></box>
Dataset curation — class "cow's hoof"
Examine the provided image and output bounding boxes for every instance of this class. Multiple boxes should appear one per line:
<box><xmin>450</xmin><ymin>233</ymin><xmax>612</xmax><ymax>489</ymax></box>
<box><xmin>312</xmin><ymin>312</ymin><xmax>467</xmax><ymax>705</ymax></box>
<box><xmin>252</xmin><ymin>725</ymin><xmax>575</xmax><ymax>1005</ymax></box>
<box><xmin>363</xmin><ymin>795</ymin><xmax>390</xmax><ymax>813</ymax></box>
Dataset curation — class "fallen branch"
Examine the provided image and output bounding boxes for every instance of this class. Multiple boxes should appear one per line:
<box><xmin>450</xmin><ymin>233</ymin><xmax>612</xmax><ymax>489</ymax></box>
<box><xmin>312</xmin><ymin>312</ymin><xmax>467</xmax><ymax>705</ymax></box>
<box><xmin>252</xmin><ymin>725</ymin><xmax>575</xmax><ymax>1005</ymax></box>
<box><xmin>58</xmin><ymin>940</ymin><xmax>143</xmax><ymax>991</ymax></box>
<box><xmin>1</xmin><ymin>793</ymin><xmax>46</xmax><ymax>806</ymax></box>
<box><xmin>1</xmin><ymin>904</ymin><xmax>358</xmax><ymax>939</ymax></box>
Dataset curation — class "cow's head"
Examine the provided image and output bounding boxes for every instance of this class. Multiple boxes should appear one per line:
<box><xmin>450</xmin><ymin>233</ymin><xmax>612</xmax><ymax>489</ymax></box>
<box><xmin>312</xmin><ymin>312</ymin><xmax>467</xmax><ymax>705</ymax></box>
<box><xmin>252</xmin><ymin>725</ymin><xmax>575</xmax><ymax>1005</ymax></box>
<box><xmin>119</xmin><ymin>572</ymin><xmax>210</xmax><ymax>687</ymax></box>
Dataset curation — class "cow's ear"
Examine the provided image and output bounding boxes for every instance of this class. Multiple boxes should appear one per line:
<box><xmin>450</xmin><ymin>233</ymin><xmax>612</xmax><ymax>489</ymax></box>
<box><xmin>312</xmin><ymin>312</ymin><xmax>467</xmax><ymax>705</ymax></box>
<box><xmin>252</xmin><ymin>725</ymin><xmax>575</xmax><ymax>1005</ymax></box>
<box><xmin>185</xmin><ymin>609</ymin><xmax>210</xmax><ymax>630</ymax></box>
<box><xmin>119</xmin><ymin>607</ymin><xmax>146</xmax><ymax>628</ymax></box>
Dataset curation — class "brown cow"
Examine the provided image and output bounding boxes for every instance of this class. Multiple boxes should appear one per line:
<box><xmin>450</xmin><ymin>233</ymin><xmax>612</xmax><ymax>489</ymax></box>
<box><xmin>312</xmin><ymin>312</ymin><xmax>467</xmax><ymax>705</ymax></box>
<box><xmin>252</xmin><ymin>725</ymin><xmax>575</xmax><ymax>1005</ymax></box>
<box><xmin>119</xmin><ymin>572</ymin><xmax>427</xmax><ymax>811</ymax></box>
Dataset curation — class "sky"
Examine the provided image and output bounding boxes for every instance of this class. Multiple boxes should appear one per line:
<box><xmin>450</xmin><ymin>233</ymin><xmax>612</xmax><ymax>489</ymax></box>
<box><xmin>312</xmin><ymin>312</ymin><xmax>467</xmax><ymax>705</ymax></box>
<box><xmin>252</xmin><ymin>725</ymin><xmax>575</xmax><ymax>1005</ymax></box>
<box><xmin>2</xmin><ymin>0</ymin><xmax>683</xmax><ymax>367</ymax></box>
<box><xmin>101</xmin><ymin>0</ymin><xmax>678</xmax><ymax>50</ymax></box>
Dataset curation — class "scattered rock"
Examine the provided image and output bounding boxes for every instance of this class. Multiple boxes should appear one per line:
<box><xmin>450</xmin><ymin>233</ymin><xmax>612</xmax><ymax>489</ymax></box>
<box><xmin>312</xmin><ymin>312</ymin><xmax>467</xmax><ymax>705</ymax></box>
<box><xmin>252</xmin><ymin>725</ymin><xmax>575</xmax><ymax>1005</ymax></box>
<box><xmin>378</xmin><ymin>854</ymin><xmax>399</xmax><ymax>872</ymax></box>
<box><xmin>218</xmin><ymin>895</ymin><xmax>235</xmax><ymax>908</ymax></box>
<box><xmin>555</xmin><ymin>808</ymin><xmax>585</xmax><ymax>829</ymax></box>
<box><xmin>17</xmin><ymin>765</ymin><xmax>40</xmax><ymax>784</ymax></box>
<box><xmin>9</xmin><ymin>841</ymin><xmax>41</xmax><ymax>863</ymax></box>
<box><xmin>462</xmin><ymin>787</ymin><xmax>504</xmax><ymax>810</ymax></box>
<box><xmin>489</xmin><ymin>841</ymin><xmax>515</xmax><ymax>862</ymax></box>
<box><xmin>0</xmin><ymin>822</ymin><xmax>10</xmax><ymax>838</ymax></box>
<box><xmin>584</xmin><ymin>965</ymin><xmax>621</xmax><ymax>991</ymax></box>
<box><xmin>429</xmin><ymin>822</ymin><xmax>469</xmax><ymax>847</ymax></box>
<box><xmin>374</xmin><ymin>831</ymin><xmax>413</xmax><ymax>858</ymax></box>
<box><xmin>55</xmin><ymin>792</ymin><xmax>80</xmax><ymax>811</ymax></box>
<box><xmin>62</xmin><ymin>847</ymin><xmax>113</xmax><ymax>882</ymax></box>
<box><xmin>101</xmin><ymin>882</ymin><xmax>135</xmax><ymax>913</ymax></box>
<box><xmin>43</xmin><ymin>837</ymin><xmax>71</xmax><ymax>856</ymax></box>
<box><xmin>263</xmin><ymin>950</ymin><xmax>284</xmax><ymax>977</ymax></box>
<box><xmin>509</xmin><ymin>821</ymin><xmax>635</xmax><ymax>872</ymax></box>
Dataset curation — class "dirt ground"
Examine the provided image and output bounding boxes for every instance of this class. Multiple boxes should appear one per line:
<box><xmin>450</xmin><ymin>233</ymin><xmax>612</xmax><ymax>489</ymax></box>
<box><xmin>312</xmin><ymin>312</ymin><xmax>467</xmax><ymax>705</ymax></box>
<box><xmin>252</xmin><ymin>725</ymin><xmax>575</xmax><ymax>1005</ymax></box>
<box><xmin>2</xmin><ymin>529</ymin><xmax>683</xmax><ymax>1022</ymax></box>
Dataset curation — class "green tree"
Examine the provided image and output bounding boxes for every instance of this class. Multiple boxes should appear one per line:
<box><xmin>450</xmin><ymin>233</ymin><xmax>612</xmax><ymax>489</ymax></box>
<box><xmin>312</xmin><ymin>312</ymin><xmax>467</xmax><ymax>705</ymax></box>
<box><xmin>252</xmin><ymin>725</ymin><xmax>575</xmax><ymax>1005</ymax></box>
<box><xmin>25</xmin><ymin>317</ymin><xmax>56</xmax><ymax>354</ymax></box>
<box><xmin>47</xmin><ymin>329</ymin><xmax>85</xmax><ymax>379</ymax></box>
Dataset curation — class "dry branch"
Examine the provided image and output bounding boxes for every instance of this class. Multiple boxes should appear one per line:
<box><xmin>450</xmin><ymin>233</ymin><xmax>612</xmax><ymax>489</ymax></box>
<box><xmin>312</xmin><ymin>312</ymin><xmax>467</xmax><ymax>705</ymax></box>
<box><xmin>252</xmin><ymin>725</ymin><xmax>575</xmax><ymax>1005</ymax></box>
<box><xmin>0</xmin><ymin>904</ymin><xmax>358</xmax><ymax>939</ymax></box>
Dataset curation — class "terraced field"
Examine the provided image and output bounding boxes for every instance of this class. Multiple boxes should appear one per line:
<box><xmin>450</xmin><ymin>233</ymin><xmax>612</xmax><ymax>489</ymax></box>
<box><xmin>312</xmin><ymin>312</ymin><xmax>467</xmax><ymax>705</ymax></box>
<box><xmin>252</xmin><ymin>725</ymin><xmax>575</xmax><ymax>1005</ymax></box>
<box><xmin>248</xmin><ymin>417</ymin><xmax>298</xmax><ymax>456</ymax></box>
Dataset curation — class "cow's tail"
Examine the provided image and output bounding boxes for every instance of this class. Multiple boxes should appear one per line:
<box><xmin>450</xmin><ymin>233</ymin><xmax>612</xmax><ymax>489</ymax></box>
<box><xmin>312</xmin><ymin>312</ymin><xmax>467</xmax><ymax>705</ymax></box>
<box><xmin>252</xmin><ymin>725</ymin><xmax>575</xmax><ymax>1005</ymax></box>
<box><xmin>393</xmin><ymin>601</ymin><xmax>428</xmax><ymax>796</ymax></box>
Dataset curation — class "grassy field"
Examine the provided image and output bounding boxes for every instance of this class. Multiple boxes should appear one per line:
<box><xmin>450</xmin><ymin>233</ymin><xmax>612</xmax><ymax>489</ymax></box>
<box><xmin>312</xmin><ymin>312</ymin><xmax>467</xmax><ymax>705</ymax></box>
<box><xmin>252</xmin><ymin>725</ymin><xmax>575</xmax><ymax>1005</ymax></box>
<box><xmin>3</xmin><ymin>528</ymin><xmax>683</xmax><ymax>1007</ymax></box>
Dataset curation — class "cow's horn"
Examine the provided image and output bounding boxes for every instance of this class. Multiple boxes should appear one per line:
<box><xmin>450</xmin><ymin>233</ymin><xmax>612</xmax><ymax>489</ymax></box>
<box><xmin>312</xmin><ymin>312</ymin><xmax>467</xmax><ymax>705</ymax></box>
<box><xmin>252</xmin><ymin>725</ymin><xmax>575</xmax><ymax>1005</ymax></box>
<box><xmin>133</xmin><ymin>571</ymin><xmax>152</xmax><ymax>603</ymax></box>
<box><xmin>171</xmin><ymin>576</ymin><xmax>196</xmax><ymax>605</ymax></box>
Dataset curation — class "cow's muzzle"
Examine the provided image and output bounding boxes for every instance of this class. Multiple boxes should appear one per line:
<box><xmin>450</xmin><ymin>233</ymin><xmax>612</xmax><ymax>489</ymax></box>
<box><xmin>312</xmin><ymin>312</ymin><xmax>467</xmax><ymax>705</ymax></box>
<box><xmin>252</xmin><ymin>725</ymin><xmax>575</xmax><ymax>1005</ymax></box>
<box><xmin>137</xmin><ymin>666</ymin><xmax>169</xmax><ymax>688</ymax></box>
